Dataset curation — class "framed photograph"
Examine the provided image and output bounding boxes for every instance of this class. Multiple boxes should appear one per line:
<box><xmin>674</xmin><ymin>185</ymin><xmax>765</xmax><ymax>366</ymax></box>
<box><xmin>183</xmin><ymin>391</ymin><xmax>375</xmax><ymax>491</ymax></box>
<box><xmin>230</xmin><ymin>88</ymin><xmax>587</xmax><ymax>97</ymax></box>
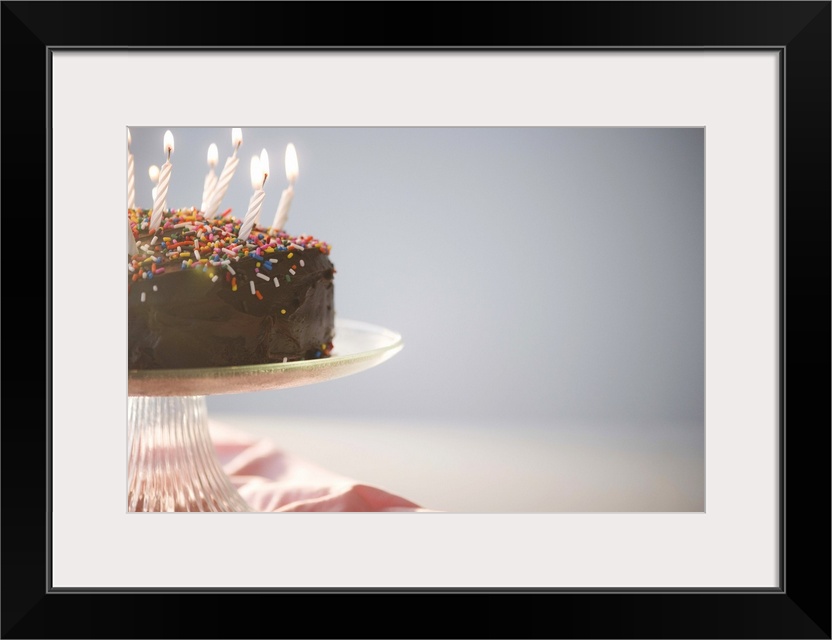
<box><xmin>4</xmin><ymin>2</ymin><xmax>829</xmax><ymax>638</ymax></box>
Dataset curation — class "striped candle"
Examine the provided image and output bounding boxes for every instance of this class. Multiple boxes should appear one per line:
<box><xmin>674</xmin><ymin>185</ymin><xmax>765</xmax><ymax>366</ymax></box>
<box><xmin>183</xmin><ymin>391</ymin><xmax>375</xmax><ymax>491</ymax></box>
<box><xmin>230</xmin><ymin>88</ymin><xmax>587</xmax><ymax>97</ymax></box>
<box><xmin>204</xmin><ymin>128</ymin><xmax>242</xmax><ymax>220</ymax></box>
<box><xmin>200</xmin><ymin>143</ymin><xmax>218</xmax><ymax>212</ymax></box>
<box><xmin>126</xmin><ymin>128</ymin><xmax>136</xmax><ymax>210</ymax></box>
<box><xmin>270</xmin><ymin>143</ymin><xmax>299</xmax><ymax>231</ymax></box>
<box><xmin>149</xmin><ymin>130</ymin><xmax>174</xmax><ymax>232</ymax></box>
<box><xmin>237</xmin><ymin>150</ymin><xmax>269</xmax><ymax>242</ymax></box>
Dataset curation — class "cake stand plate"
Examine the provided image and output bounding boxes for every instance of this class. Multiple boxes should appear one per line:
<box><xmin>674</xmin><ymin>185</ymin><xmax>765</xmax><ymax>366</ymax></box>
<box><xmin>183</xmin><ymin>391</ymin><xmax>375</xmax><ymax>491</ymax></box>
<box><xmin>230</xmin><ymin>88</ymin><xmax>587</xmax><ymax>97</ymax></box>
<box><xmin>127</xmin><ymin>319</ymin><xmax>403</xmax><ymax>512</ymax></box>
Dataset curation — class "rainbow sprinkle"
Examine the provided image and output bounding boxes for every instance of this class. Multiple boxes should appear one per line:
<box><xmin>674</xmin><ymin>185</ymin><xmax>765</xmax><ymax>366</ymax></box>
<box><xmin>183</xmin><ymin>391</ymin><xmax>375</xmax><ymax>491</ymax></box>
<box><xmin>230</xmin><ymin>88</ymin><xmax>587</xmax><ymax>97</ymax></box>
<box><xmin>127</xmin><ymin>207</ymin><xmax>332</xmax><ymax>304</ymax></box>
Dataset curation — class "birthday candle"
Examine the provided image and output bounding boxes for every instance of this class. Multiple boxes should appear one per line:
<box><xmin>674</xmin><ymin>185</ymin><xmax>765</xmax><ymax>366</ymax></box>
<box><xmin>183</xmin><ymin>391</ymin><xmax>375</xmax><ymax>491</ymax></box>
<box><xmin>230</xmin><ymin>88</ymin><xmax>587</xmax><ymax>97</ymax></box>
<box><xmin>126</xmin><ymin>128</ymin><xmax>136</xmax><ymax>210</ymax></box>
<box><xmin>147</xmin><ymin>165</ymin><xmax>160</xmax><ymax>219</ymax></box>
<box><xmin>149</xmin><ymin>130</ymin><xmax>174</xmax><ymax>232</ymax></box>
<box><xmin>271</xmin><ymin>143</ymin><xmax>298</xmax><ymax>231</ymax></box>
<box><xmin>204</xmin><ymin>128</ymin><xmax>243</xmax><ymax>219</ymax></box>
<box><xmin>237</xmin><ymin>150</ymin><xmax>269</xmax><ymax>242</ymax></box>
<box><xmin>201</xmin><ymin>143</ymin><xmax>218</xmax><ymax>212</ymax></box>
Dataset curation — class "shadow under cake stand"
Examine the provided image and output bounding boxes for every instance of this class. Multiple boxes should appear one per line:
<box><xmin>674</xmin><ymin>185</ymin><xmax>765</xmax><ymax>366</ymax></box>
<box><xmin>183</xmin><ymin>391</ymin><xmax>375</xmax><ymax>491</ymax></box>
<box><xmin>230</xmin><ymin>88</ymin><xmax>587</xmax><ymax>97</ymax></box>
<box><xmin>127</xmin><ymin>318</ymin><xmax>403</xmax><ymax>512</ymax></box>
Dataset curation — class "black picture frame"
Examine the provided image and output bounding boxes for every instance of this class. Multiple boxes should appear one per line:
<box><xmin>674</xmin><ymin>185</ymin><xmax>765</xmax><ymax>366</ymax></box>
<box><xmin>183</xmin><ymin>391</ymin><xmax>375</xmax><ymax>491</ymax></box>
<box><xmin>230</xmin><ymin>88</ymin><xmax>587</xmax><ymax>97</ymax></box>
<box><xmin>3</xmin><ymin>2</ymin><xmax>829</xmax><ymax>638</ymax></box>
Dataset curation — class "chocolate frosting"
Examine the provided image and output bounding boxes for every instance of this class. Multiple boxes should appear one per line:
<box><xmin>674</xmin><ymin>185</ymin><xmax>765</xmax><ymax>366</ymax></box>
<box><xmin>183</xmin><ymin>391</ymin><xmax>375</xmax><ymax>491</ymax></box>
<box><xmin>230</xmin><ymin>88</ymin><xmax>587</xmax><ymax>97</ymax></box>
<box><xmin>128</xmin><ymin>208</ymin><xmax>335</xmax><ymax>370</ymax></box>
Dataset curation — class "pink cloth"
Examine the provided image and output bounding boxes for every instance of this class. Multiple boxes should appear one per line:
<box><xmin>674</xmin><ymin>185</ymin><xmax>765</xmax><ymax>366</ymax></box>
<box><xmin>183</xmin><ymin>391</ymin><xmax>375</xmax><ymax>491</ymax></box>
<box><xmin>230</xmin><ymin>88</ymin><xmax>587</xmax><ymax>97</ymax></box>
<box><xmin>209</xmin><ymin>421</ymin><xmax>431</xmax><ymax>512</ymax></box>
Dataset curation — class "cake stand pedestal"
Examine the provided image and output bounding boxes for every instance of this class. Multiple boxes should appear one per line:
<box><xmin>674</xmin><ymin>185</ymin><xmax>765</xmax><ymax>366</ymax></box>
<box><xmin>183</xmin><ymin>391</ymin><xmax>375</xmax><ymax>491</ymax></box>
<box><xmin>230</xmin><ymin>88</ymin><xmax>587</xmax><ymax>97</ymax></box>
<box><xmin>127</xmin><ymin>319</ymin><xmax>403</xmax><ymax>512</ymax></box>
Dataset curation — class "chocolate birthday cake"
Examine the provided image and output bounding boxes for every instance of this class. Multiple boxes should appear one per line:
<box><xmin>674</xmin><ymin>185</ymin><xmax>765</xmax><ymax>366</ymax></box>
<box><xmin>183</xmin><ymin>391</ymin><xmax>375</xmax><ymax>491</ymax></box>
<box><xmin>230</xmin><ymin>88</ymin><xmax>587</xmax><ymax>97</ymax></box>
<box><xmin>128</xmin><ymin>207</ymin><xmax>335</xmax><ymax>370</ymax></box>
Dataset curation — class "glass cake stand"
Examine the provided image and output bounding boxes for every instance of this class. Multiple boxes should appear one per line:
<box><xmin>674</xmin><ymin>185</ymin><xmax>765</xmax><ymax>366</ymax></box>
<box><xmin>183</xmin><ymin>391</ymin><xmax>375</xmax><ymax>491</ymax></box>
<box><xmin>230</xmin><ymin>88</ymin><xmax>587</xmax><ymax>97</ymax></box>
<box><xmin>127</xmin><ymin>318</ymin><xmax>403</xmax><ymax>512</ymax></box>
